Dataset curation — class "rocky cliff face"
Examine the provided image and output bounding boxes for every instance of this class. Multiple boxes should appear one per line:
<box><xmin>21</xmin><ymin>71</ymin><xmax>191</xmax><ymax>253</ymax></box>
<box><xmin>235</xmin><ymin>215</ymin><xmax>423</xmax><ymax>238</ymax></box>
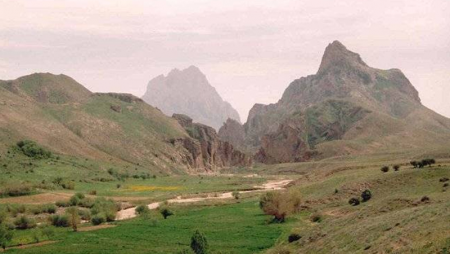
<box><xmin>172</xmin><ymin>114</ymin><xmax>252</xmax><ymax>170</ymax></box>
<box><xmin>142</xmin><ymin>66</ymin><xmax>241</xmax><ymax>130</ymax></box>
<box><xmin>221</xmin><ymin>41</ymin><xmax>450</xmax><ymax>163</ymax></box>
<box><xmin>217</xmin><ymin>118</ymin><xmax>246</xmax><ymax>151</ymax></box>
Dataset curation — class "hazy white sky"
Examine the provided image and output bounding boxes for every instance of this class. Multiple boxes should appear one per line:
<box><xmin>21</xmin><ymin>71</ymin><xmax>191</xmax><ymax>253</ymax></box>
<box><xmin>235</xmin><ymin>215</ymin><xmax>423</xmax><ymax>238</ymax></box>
<box><xmin>1</xmin><ymin>0</ymin><xmax>449</xmax><ymax>121</ymax></box>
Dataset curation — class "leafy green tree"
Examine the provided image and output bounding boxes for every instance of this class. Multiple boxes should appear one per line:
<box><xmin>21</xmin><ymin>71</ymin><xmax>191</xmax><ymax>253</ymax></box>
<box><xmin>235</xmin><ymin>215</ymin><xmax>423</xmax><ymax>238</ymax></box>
<box><xmin>160</xmin><ymin>207</ymin><xmax>174</xmax><ymax>219</ymax></box>
<box><xmin>190</xmin><ymin>230</ymin><xmax>209</xmax><ymax>254</ymax></box>
<box><xmin>0</xmin><ymin>224</ymin><xmax>13</xmax><ymax>251</ymax></box>
<box><xmin>66</xmin><ymin>207</ymin><xmax>80</xmax><ymax>232</ymax></box>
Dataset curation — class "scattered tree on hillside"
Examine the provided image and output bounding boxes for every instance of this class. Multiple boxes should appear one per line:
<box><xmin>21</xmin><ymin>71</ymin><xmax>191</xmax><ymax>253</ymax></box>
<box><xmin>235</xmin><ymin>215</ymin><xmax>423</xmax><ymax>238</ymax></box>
<box><xmin>160</xmin><ymin>207</ymin><xmax>174</xmax><ymax>219</ymax></box>
<box><xmin>381</xmin><ymin>166</ymin><xmax>389</xmax><ymax>173</ymax></box>
<box><xmin>410</xmin><ymin>161</ymin><xmax>418</xmax><ymax>168</ymax></box>
<box><xmin>348</xmin><ymin>197</ymin><xmax>360</xmax><ymax>206</ymax></box>
<box><xmin>361</xmin><ymin>190</ymin><xmax>372</xmax><ymax>202</ymax></box>
<box><xmin>393</xmin><ymin>165</ymin><xmax>400</xmax><ymax>171</ymax></box>
<box><xmin>259</xmin><ymin>191</ymin><xmax>296</xmax><ymax>222</ymax></box>
<box><xmin>190</xmin><ymin>230</ymin><xmax>209</xmax><ymax>254</ymax></box>
<box><xmin>66</xmin><ymin>207</ymin><xmax>80</xmax><ymax>232</ymax></box>
<box><xmin>421</xmin><ymin>159</ymin><xmax>436</xmax><ymax>167</ymax></box>
<box><xmin>0</xmin><ymin>224</ymin><xmax>13</xmax><ymax>251</ymax></box>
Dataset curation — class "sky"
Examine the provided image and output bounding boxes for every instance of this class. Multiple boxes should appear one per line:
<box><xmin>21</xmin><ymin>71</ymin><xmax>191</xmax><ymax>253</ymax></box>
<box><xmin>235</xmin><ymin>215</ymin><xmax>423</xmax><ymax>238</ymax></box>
<box><xmin>0</xmin><ymin>0</ymin><xmax>449</xmax><ymax>121</ymax></box>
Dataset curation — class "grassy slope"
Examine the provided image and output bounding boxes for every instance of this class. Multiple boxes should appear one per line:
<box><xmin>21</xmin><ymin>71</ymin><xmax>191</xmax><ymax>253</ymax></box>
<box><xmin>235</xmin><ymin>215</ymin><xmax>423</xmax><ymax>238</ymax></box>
<box><xmin>0</xmin><ymin>73</ymin><xmax>193</xmax><ymax>173</ymax></box>
<box><xmin>267</xmin><ymin>164</ymin><xmax>450</xmax><ymax>253</ymax></box>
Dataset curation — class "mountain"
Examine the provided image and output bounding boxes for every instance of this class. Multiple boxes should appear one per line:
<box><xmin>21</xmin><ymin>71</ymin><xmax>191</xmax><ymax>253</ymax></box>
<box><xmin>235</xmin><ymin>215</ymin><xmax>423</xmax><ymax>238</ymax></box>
<box><xmin>142</xmin><ymin>66</ymin><xmax>241</xmax><ymax>130</ymax></box>
<box><xmin>0</xmin><ymin>73</ymin><xmax>251</xmax><ymax>173</ymax></box>
<box><xmin>219</xmin><ymin>41</ymin><xmax>450</xmax><ymax>163</ymax></box>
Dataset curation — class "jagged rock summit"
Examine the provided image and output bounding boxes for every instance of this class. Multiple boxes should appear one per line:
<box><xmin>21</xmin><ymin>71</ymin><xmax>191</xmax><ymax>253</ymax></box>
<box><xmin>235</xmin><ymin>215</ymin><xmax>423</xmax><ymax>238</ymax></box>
<box><xmin>142</xmin><ymin>66</ymin><xmax>241</xmax><ymax>130</ymax></box>
<box><xmin>219</xmin><ymin>40</ymin><xmax>450</xmax><ymax>163</ymax></box>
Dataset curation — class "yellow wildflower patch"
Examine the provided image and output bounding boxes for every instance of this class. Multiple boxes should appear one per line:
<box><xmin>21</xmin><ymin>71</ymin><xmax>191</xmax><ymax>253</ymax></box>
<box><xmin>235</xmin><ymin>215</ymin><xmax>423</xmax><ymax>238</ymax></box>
<box><xmin>128</xmin><ymin>185</ymin><xmax>181</xmax><ymax>191</ymax></box>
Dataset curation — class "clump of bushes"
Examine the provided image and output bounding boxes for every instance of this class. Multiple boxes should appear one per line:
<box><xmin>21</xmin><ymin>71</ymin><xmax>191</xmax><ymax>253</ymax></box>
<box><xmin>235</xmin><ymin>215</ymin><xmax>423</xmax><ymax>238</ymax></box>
<box><xmin>0</xmin><ymin>184</ymin><xmax>34</xmax><ymax>198</ymax></box>
<box><xmin>380</xmin><ymin>166</ymin><xmax>389</xmax><ymax>173</ymax></box>
<box><xmin>52</xmin><ymin>177</ymin><xmax>75</xmax><ymax>190</ymax></box>
<box><xmin>410</xmin><ymin>159</ymin><xmax>436</xmax><ymax>168</ymax></box>
<box><xmin>16</xmin><ymin>140</ymin><xmax>52</xmax><ymax>159</ymax></box>
<box><xmin>90</xmin><ymin>198</ymin><xmax>119</xmax><ymax>224</ymax></box>
<box><xmin>91</xmin><ymin>215</ymin><xmax>106</xmax><ymax>226</ymax></box>
<box><xmin>14</xmin><ymin>215</ymin><xmax>36</xmax><ymax>229</ymax></box>
<box><xmin>30</xmin><ymin>204</ymin><xmax>57</xmax><ymax>215</ymax></box>
<box><xmin>49</xmin><ymin>214</ymin><xmax>70</xmax><ymax>227</ymax></box>
<box><xmin>136</xmin><ymin>205</ymin><xmax>150</xmax><ymax>215</ymax></box>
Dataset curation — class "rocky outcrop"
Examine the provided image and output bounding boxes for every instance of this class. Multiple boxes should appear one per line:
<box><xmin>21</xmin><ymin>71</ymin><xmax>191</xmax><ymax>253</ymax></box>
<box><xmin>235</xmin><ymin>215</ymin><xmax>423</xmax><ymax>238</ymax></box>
<box><xmin>142</xmin><ymin>66</ymin><xmax>241</xmax><ymax>130</ymax></box>
<box><xmin>172</xmin><ymin>114</ymin><xmax>252</xmax><ymax>170</ymax></box>
<box><xmin>218</xmin><ymin>118</ymin><xmax>246</xmax><ymax>151</ymax></box>
<box><xmin>222</xmin><ymin>40</ymin><xmax>450</xmax><ymax>164</ymax></box>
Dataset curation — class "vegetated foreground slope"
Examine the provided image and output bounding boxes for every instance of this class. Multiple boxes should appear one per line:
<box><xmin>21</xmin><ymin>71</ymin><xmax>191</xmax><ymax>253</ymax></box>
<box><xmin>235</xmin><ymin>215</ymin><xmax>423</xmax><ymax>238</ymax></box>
<box><xmin>0</xmin><ymin>73</ymin><xmax>249</xmax><ymax>173</ymax></box>
<box><xmin>142</xmin><ymin>66</ymin><xmax>241</xmax><ymax>130</ymax></box>
<box><xmin>219</xmin><ymin>41</ymin><xmax>450</xmax><ymax>163</ymax></box>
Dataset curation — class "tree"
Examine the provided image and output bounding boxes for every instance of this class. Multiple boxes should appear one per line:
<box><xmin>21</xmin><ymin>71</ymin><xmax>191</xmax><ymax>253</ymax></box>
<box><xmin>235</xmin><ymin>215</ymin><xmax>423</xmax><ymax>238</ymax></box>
<box><xmin>160</xmin><ymin>207</ymin><xmax>174</xmax><ymax>219</ymax></box>
<box><xmin>393</xmin><ymin>165</ymin><xmax>400</xmax><ymax>171</ymax></box>
<box><xmin>0</xmin><ymin>224</ymin><xmax>13</xmax><ymax>251</ymax></box>
<box><xmin>361</xmin><ymin>190</ymin><xmax>372</xmax><ymax>202</ymax></box>
<box><xmin>380</xmin><ymin>166</ymin><xmax>389</xmax><ymax>173</ymax></box>
<box><xmin>410</xmin><ymin>161</ymin><xmax>418</xmax><ymax>168</ymax></box>
<box><xmin>348</xmin><ymin>197</ymin><xmax>360</xmax><ymax>206</ymax></box>
<box><xmin>66</xmin><ymin>207</ymin><xmax>80</xmax><ymax>232</ymax></box>
<box><xmin>259</xmin><ymin>191</ymin><xmax>295</xmax><ymax>222</ymax></box>
<box><xmin>190</xmin><ymin>230</ymin><xmax>209</xmax><ymax>254</ymax></box>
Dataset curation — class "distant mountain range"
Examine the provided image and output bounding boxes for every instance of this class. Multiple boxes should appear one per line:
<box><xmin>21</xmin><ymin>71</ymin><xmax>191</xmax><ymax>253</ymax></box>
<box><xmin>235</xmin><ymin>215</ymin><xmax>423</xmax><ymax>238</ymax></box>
<box><xmin>219</xmin><ymin>41</ymin><xmax>450</xmax><ymax>163</ymax></box>
<box><xmin>142</xmin><ymin>66</ymin><xmax>241</xmax><ymax>130</ymax></box>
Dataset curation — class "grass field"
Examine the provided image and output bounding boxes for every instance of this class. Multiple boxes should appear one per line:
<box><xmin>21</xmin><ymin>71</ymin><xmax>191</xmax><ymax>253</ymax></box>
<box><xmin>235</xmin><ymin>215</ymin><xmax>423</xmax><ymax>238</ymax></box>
<box><xmin>5</xmin><ymin>200</ymin><xmax>294</xmax><ymax>254</ymax></box>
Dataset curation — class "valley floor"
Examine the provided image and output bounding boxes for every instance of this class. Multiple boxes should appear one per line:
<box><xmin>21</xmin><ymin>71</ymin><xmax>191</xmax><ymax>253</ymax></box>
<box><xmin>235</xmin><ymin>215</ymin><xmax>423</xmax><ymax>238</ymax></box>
<box><xmin>1</xmin><ymin>153</ymin><xmax>450</xmax><ymax>253</ymax></box>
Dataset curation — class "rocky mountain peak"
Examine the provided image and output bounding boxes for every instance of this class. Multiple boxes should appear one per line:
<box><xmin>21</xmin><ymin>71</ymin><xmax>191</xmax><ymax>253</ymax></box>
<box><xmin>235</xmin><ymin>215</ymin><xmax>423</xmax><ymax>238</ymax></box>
<box><xmin>317</xmin><ymin>40</ymin><xmax>368</xmax><ymax>75</ymax></box>
<box><xmin>142</xmin><ymin>66</ymin><xmax>241</xmax><ymax>130</ymax></box>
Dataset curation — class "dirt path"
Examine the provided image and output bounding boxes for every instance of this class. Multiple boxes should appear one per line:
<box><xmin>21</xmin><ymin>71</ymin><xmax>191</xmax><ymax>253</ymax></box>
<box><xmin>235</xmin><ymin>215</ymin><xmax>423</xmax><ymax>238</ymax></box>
<box><xmin>116</xmin><ymin>179</ymin><xmax>293</xmax><ymax>221</ymax></box>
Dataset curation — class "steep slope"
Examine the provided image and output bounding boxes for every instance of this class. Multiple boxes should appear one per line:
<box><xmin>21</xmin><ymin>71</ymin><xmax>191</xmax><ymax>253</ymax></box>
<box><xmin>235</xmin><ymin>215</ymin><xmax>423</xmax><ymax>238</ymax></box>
<box><xmin>142</xmin><ymin>66</ymin><xmax>241</xmax><ymax>130</ymax></box>
<box><xmin>0</xmin><ymin>73</ymin><xmax>249</xmax><ymax>173</ymax></box>
<box><xmin>220</xmin><ymin>41</ymin><xmax>450</xmax><ymax>163</ymax></box>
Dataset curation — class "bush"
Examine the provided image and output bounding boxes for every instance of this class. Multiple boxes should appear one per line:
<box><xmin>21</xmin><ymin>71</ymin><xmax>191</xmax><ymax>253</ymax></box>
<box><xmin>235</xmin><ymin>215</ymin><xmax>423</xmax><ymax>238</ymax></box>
<box><xmin>79</xmin><ymin>197</ymin><xmax>95</xmax><ymax>208</ymax></box>
<box><xmin>421</xmin><ymin>159</ymin><xmax>436</xmax><ymax>167</ymax></box>
<box><xmin>66</xmin><ymin>207</ymin><xmax>80</xmax><ymax>232</ymax></box>
<box><xmin>14</xmin><ymin>215</ymin><xmax>36</xmax><ymax>229</ymax></box>
<box><xmin>349</xmin><ymin>198</ymin><xmax>360</xmax><ymax>206</ymax></box>
<box><xmin>88</xmin><ymin>190</ymin><xmax>97</xmax><ymax>195</ymax></box>
<box><xmin>16</xmin><ymin>140</ymin><xmax>52</xmax><ymax>159</ymax></box>
<box><xmin>56</xmin><ymin>200</ymin><xmax>70</xmax><ymax>208</ymax></box>
<box><xmin>421</xmin><ymin>196</ymin><xmax>430</xmax><ymax>202</ymax></box>
<box><xmin>91</xmin><ymin>214</ymin><xmax>106</xmax><ymax>225</ymax></box>
<box><xmin>393</xmin><ymin>165</ymin><xmax>400</xmax><ymax>171</ymax></box>
<box><xmin>288</xmin><ymin>233</ymin><xmax>301</xmax><ymax>243</ymax></box>
<box><xmin>90</xmin><ymin>198</ymin><xmax>118</xmax><ymax>222</ymax></box>
<box><xmin>380</xmin><ymin>166</ymin><xmax>389</xmax><ymax>173</ymax></box>
<box><xmin>50</xmin><ymin>215</ymin><xmax>70</xmax><ymax>227</ymax></box>
<box><xmin>361</xmin><ymin>189</ymin><xmax>372</xmax><ymax>202</ymax></box>
<box><xmin>410</xmin><ymin>161</ymin><xmax>418</xmax><ymax>168</ymax></box>
<box><xmin>136</xmin><ymin>205</ymin><xmax>150</xmax><ymax>215</ymax></box>
<box><xmin>190</xmin><ymin>230</ymin><xmax>209</xmax><ymax>254</ymax></box>
<box><xmin>78</xmin><ymin>209</ymin><xmax>91</xmax><ymax>221</ymax></box>
<box><xmin>69</xmin><ymin>196</ymin><xmax>80</xmax><ymax>206</ymax></box>
<box><xmin>232</xmin><ymin>191</ymin><xmax>240</xmax><ymax>200</ymax></box>
<box><xmin>160</xmin><ymin>207</ymin><xmax>174</xmax><ymax>219</ymax></box>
